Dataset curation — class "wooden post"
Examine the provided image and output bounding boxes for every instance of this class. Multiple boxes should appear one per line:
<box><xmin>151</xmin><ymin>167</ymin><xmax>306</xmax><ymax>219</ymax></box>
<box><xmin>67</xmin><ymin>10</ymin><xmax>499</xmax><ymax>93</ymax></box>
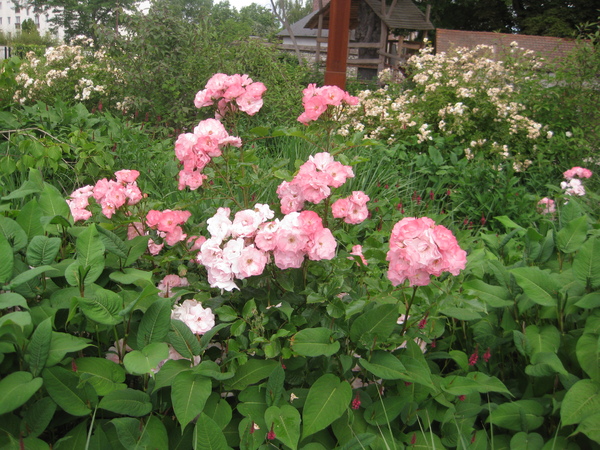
<box><xmin>324</xmin><ymin>0</ymin><xmax>351</xmax><ymax>89</ymax></box>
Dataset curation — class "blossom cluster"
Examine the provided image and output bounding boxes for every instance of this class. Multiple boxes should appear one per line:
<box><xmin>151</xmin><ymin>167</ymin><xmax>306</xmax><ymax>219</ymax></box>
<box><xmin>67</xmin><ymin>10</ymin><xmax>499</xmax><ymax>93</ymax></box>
<box><xmin>171</xmin><ymin>299</ymin><xmax>215</xmax><ymax>335</ymax></box>
<box><xmin>276</xmin><ymin>152</ymin><xmax>354</xmax><ymax>214</ymax></box>
<box><xmin>175</xmin><ymin>118</ymin><xmax>242</xmax><ymax>190</ymax></box>
<box><xmin>194</xmin><ymin>73</ymin><xmax>267</xmax><ymax>118</ymax></box>
<box><xmin>331</xmin><ymin>192</ymin><xmax>370</xmax><ymax>224</ymax></box>
<box><xmin>197</xmin><ymin>205</ymin><xmax>337</xmax><ymax>291</ymax></box>
<box><xmin>386</xmin><ymin>217</ymin><xmax>467</xmax><ymax>287</ymax></box>
<box><xmin>67</xmin><ymin>169</ymin><xmax>143</xmax><ymax>221</ymax></box>
<box><xmin>146</xmin><ymin>209</ymin><xmax>192</xmax><ymax>248</ymax></box>
<box><xmin>297</xmin><ymin>84</ymin><xmax>359</xmax><ymax>124</ymax></box>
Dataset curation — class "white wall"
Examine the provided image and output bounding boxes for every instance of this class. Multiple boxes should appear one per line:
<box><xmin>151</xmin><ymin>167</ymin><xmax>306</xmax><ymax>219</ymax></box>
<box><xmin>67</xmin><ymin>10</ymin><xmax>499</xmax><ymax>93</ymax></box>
<box><xmin>0</xmin><ymin>1</ymin><xmax>64</xmax><ymax>41</ymax></box>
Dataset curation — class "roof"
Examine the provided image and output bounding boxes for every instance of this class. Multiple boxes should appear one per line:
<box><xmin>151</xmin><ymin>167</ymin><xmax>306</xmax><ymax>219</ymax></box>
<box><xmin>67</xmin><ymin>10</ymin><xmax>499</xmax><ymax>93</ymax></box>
<box><xmin>277</xmin><ymin>10</ymin><xmax>329</xmax><ymax>37</ymax></box>
<box><xmin>305</xmin><ymin>0</ymin><xmax>434</xmax><ymax>31</ymax></box>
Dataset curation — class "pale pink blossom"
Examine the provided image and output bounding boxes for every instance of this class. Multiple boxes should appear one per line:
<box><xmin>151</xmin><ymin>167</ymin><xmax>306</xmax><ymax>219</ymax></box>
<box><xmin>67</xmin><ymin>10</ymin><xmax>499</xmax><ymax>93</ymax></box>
<box><xmin>171</xmin><ymin>299</ymin><xmax>215</xmax><ymax>335</ymax></box>
<box><xmin>537</xmin><ymin>197</ymin><xmax>556</xmax><ymax>214</ymax></box>
<box><xmin>563</xmin><ymin>166</ymin><xmax>592</xmax><ymax>180</ymax></box>
<box><xmin>158</xmin><ymin>275</ymin><xmax>189</xmax><ymax>297</ymax></box>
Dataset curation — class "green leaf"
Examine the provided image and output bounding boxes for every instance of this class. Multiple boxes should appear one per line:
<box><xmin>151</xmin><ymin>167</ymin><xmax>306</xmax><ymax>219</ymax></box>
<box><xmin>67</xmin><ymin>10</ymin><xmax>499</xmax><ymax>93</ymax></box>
<box><xmin>349</xmin><ymin>303</ymin><xmax>398</xmax><ymax>344</ymax></box>
<box><xmin>16</xmin><ymin>198</ymin><xmax>44</xmax><ymax>241</ymax></box>
<box><xmin>137</xmin><ymin>297</ymin><xmax>172</xmax><ymax>348</ymax></box>
<box><xmin>99</xmin><ymin>388</ymin><xmax>152</xmax><ymax>417</ymax></box>
<box><xmin>25</xmin><ymin>317</ymin><xmax>52</xmax><ymax>377</ymax></box>
<box><xmin>193</xmin><ymin>413</ymin><xmax>230</xmax><ymax>450</ymax></box>
<box><xmin>574</xmin><ymin>412</ymin><xmax>600</xmax><ymax>444</ymax></box>
<box><xmin>0</xmin><ymin>292</ymin><xmax>26</xmax><ymax>311</ymax></box>
<box><xmin>97</xmin><ymin>226</ymin><xmax>129</xmax><ymax>259</ymax></box>
<box><xmin>0</xmin><ymin>371</ymin><xmax>43</xmax><ymax>415</ymax></box>
<box><xmin>77</xmin><ymin>290</ymin><xmax>122</xmax><ymax>326</ymax></box>
<box><xmin>511</xmin><ymin>267</ymin><xmax>559</xmax><ymax>307</ymax></box>
<box><xmin>110</xmin><ymin>418</ymin><xmax>147</xmax><ymax>449</ymax></box>
<box><xmin>76</xmin><ymin>357</ymin><xmax>127</xmax><ymax>396</ymax></box>
<box><xmin>266</xmin><ymin>364</ymin><xmax>285</xmax><ymax>407</ymax></box>
<box><xmin>224</xmin><ymin>359</ymin><xmax>279</xmax><ymax>391</ymax></box>
<box><xmin>466</xmin><ymin>372</ymin><xmax>512</xmax><ymax>396</ymax></box>
<box><xmin>463</xmin><ymin>279</ymin><xmax>513</xmax><ymax>308</ymax></box>
<box><xmin>576</xmin><ymin>333</ymin><xmax>600</xmax><ymax>381</ymax></box>
<box><xmin>561</xmin><ymin>379</ymin><xmax>600</xmax><ymax>426</ymax></box>
<box><xmin>26</xmin><ymin>236</ymin><xmax>61</xmax><ymax>267</ymax></box>
<box><xmin>302</xmin><ymin>374</ymin><xmax>352</xmax><ymax>439</ymax></box>
<box><xmin>46</xmin><ymin>332</ymin><xmax>93</xmax><ymax>367</ymax></box>
<box><xmin>169</xmin><ymin>319</ymin><xmax>202</xmax><ymax>360</ymax></box>
<box><xmin>556</xmin><ymin>215</ymin><xmax>588</xmax><ymax>253</ymax></box>
<box><xmin>8</xmin><ymin>264</ymin><xmax>58</xmax><ymax>289</ymax></box>
<box><xmin>0</xmin><ymin>233</ymin><xmax>14</xmax><ymax>284</ymax></box>
<box><xmin>22</xmin><ymin>397</ymin><xmax>56</xmax><ymax>438</ymax></box>
<box><xmin>291</xmin><ymin>327</ymin><xmax>340</xmax><ymax>357</ymax></box>
<box><xmin>264</xmin><ymin>405</ymin><xmax>301</xmax><ymax>450</ymax></box>
<box><xmin>397</xmin><ymin>340</ymin><xmax>434</xmax><ymax>388</ymax></box>
<box><xmin>0</xmin><ymin>216</ymin><xmax>28</xmax><ymax>252</ymax></box>
<box><xmin>575</xmin><ymin>292</ymin><xmax>600</xmax><ymax>309</ymax></box>
<box><xmin>153</xmin><ymin>359</ymin><xmax>193</xmax><ymax>392</ymax></box>
<box><xmin>510</xmin><ymin>432</ymin><xmax>544</xmax><ymax>450</ymax></box>
<box><xmin>359</xmin><ymin>351</ymin><xmax>407</xmax><ymax>380</ymax></box>
<box><xmin>42</xmin><ymin>366</ymin><xmax>95</xmax><ymax>417</ymax></box>
<box><xmin>573</xmin><ymin>236</ymin><xmax>600</xmax><ymax>289</ymax></box>
<box><xmin>172</xmin><ymin>371</ymin><xmax>212</xmax><ymax>430</ymax></box>
<box><xmin>123</xmin><ymin>342</ymin><xmax>169</xmax><ymax>375</ymax></box>
<box><xmin>525</xmin><ymin>325</ymin><xmax>560</xmax><ymax>355</ymax></box>
<box><xmin>39</xmin><ymin>184</ymin><xmax>70</xmax><ymax>221</ymax></box>
<box><xmin>525</xmin><ymin>352</ymin><xmax>568</xmax><ymax>377</ymax></box>
<box><xmin>203</xmin><ymin>393</ymin><xmax>233</xmax><ymax>430</ymax></box>
<box><xmin>109</xmin><ymin>268</ymin><xmax>154</xmax><ymax>286</ymax></box>
<box><xmin>487</xmin><ymin>400</ymin><xmax>544</xmax><ymax>431</ymax></box>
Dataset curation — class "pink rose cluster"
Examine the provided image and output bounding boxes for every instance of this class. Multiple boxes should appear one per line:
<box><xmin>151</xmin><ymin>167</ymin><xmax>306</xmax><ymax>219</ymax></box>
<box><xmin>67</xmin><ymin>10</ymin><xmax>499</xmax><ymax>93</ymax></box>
<box><xmin>563</xmin><ymin>166</ymin><xmax>592</xmax><ymax>180</ymax></box>
<box><xmin>194</xmin><ymin>73</ymin><xmax>267</xmax><ymax>118</ymax></box>
<box><xmin>276</xmin><ymin>152</ymin><xmax>354</xmax><ymax>214</ymax></box>
<box><xmin>197</xmin><ymin>205</ymin><xmax>337</xmax><ymax>291</ymax></box>
<box><xmin>297</xmin><ymin>84</ymin><xmax>359</xmax><ymax>124</ymax></box>
<box><xmin>561</xmin><ymin>166</ymin><xmax>592</xmax><ymax>197</ymax></box>
<box><xmin>146</xmin><ymin>209</ymin><xmax>192</xmax><ymax>248</ymax></box>
<box><xmin>386</xmin><ymin>217</ymin><xmax>467</xmax><ymax>287</ymax></box>
<box><xmin>332</xmin><ymin>191</ymin><xmax>370</xmax><ymax>224</ymax></box>
<box><xmin>157</xmin><ymin>274</ymin><xmax>189</xmax><ymax>298</ymax></box>
<box><xmin>171</xmin><ymin>299</ymin><xmax>215</xmax><ymax>335</ymax></box>
<box><xmin>67</xmin><ymin>170</ymin><xmax>143</xmax><ymax>221</ymax></box>
<box><xmin>175</xmin><ymin>118</ymin><xmax>242</xmax><ymax>191</ymax></box>
<box><xmin>537</xmin><ymin>197</ymin><xmax>556</xmax><ymax>214</ymax></box>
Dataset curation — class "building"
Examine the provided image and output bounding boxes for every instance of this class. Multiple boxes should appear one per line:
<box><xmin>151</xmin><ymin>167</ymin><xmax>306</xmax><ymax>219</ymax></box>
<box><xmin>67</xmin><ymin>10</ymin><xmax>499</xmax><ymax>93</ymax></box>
<box><xmin>0</xmin><ymin>1</ymin><xmax>64</xmax><ymax>41</ymax></box>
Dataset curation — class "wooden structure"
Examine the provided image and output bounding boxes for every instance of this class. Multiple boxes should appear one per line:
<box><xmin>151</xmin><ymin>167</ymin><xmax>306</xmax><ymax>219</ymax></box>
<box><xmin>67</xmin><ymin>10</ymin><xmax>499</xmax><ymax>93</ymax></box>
<box><xmin>305</xmin><ymin>0</ymin><xmax>434</xmax><ymax>74</ymax></box>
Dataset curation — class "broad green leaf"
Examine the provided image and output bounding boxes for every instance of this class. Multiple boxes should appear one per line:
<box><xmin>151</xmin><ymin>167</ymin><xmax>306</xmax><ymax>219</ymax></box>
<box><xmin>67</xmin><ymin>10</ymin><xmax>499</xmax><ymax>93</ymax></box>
<box><xmin>525</xmin><ymin>325</ymin><xmax>560</xmax><ymax>355</ymax></box>
<box><xmin>487</xmin><ymin>400</ymin><xmax>544</xmax><ymax>431</ymax></box>
<box><xmin>237</xmin><ymin>385</ymin><xmax>268</xmax><ymax>427</ymax></box>
<box><xmin>153</xmin><ymin>359</ymin><xmax>193</xmax><ymax>392</ymax></box>
<box><xmin>573</xmin><ymin>236</ymin><xmax>600</xmax><ymax>289</ymax></box>
<box><xmin>264</xmin><ymin>405</ymin><xmax>301</xmax><ymax>449</ymax></box>
<box><xmin>53</xmin><ymin>420</ymin><xmax>89</xmax><ymax>450</ymax></box>
<box><xmin>0</xmin><ymin>233</ymin><xmax>14</xmax><ymax>284</ymax></box>
<box><xmin>561</xmin><ymin>379</ymin><xmax>600</xmax><ymax>425</ymax></box>
<box><xmin>576</xmin><ymin>333</ymin><xmax>600</xmax><ymax>381</ymax></box>
<box><xmin>466</xmin><ymin>372</ymin><xmax>512</xmax><ymax>396</ymax></box>
<box><xmin>0</xmin><ymin>371</ymin><xmax>43</xmax><ymax>415</ymax></box>
<box><xmin>98</xmin><ymin>388</ymin><xmax>152</xmax><ymax>417</ymax></box>
<box><xmin>510</xmin><ymin>432</ymin><xmax>544</xmax><ymax>450</ymax></box>
<box><xmin>42</xmin><ymin>366</ymin><xmax>96</xmax><ymax>416</ymax></box>
<box><xmin>8</xmin><ymin>264</ymin><xmax>57</xmax><ymax>289</ymax></box>
<box><xmin>16</xmin><ymin>198</ymin><xmax>44</xmax><ymax>241</ymax></box>
<box><xmin>109</xmin><ymin>268</ymin><xmax>154</xmax><ymax>286</ymax></box>
<box><xmin>65</xmin><ymin>260</ymin><xmax>104</xmax><ymax>289</ymax></box>
<box><xmin>0</xmin><ymin>292</ymin><xmax>28</xmax><ymax>310</ymax></box>
<box><xmin>302</xmin><ymin>374</ymin><xmax>352</xmax><ymax>439</ymax></box>
<box><xmin>123</xmin><ymin>342</ymin><xmax>169</xmax><ymax>375</ymax></box>
<box><xmin>125</xmin><ymin>235</ymin><xmax>151</xmax><ymax>267</ymax></box>
<box><xmin>110</xmin><ymin>418</ymin><xmax>148</xmax><ymax>449</ymax></box>
<box><xmin>193</xmin><ymin>413</ymin><xmax>230</xmax><ymax>450</ymax></box>
<box><xmin>25</xmin><ymin>316</ymin><xmax>52</xmax><ymax>377</ymax></box>
<box><xmin>22</xmin><ymin>397</ymin><xmax>56</xmax><ymax>439</ymax></box>
<box><xmin>398</xmin><ymin>340</ymin><xmax>434</xmax><ymax>388</ymax></box>
<box><xmin>140</xmin><ymin>415</ymin><xmax>169</xmax><ymax>450</ymax></box>
<box><xmin>169</xmin><ymin>319</ymin><xmax>202</xmax><ymax>360</ymax></box>
<box><xmin>76</xmin><ymin>357</ymin><xmax>127</xmax><ymax>396</ymax></box>
<box><xmin>0</xmin><ymin>216</ymin><xmax>28</xmax><ymax>252</ymax></box>
<box><xmin>556</xmin><ymin>215</ymin><xmax>588</xmax><ymax>253</ymax></box>
<box><xmin>291</xmin><ymin>327</ymin><xmax>340</xmax><ymax>357</ymax></box>
<box><xmin>359</xmin><ymin>351</ymin><xmax>407</xmax><ymax>380</ymax></box>
<box><xmin>574</xmin><ymin>412</ymin><xmax>600</xmax><ymax>444</ymax></box>
<box><xmin>224</xmin><ymin>359</ymin><xmax>279</xmax><ymax>391</ymax></box>
<box><xmin>77</xmin><ymin>288</ymin><xmax>122</xmax><ymax>326</ymax></box>
<box><xmin>172</xmin><ymin>371</ymin><xmax>212</xmax><ymax>430</ymax></box>
<box><xmin>575</xmin><ymin>292</ymin><xmax>600</xmax><ymax>309</ymax></box>
<box><xmin>463</xmin><ymin>279</ymin><xmax>513</xmax><ymax>308</ymax></box>
<box><xmin>46</xmin><ymin>332</ymin><xmax>93</xmax><ymax>367</ymax></box>
<box><xmin>337</xmin><ymin>434</ymin><xmax>377</xmax><ymax>450</ymax></box>
<box><xmin>266</xmin><ymin>364</ymin><xmax>285</xmax><ymax>407</ymax></box>
<box><xmin>349</xmin><ymin>303</ymin><xmax>398</xmax><ymax>344</ymax></box>
<box><xmin>525</xmin><ymin>352</ymin><xmax>568</xmax><ymax>377</ymax></box>
<box><xmin>511</xmin><ymin>267</ymin><xmax>559</xmax><ymax>307</ymax></box>
<box><xmin>137</xmin><ymin>298</ymin><xmax>171</xmax><ymax>348</ymax></box>
<box><xmin>193</xmin><ymin>360</ymin><xmax>234</xmax><ymax>380</ymax></box>
<box><xmin>26</xmin><ymin>236</ymin><xmax>61</xmax><ymax>267</ymax></box>
<box><xmin>39</xmin><ymin>184</ymin><xmax>70</xmax><ymax>221</ymax></box>
<box><xmin>97</xmin><ymin>226</ymin><xmax>128</xmax><ymax>259</ymax></box>
<box><xmin>364</xmin><ymin>396</ymin><xmax>405</xmax><ymax>426</ymax></box>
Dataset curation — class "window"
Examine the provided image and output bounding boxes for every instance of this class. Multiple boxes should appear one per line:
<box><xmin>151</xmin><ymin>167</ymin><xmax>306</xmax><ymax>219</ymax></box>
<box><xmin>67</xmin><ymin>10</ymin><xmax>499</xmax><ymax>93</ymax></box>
<box><xmin>15</xmin><ymin>16</ymin><xmax>20</xmax><ymax>29</ymax></box>
<box><xmin>0</xmin><ymin>18</ymin><xmax>2</xmax><ymax>25</ymax></box>
<box><xmin>7</xmin><ymin>16</ymin><xmax>10</xmax><ymax>24</ymax></box>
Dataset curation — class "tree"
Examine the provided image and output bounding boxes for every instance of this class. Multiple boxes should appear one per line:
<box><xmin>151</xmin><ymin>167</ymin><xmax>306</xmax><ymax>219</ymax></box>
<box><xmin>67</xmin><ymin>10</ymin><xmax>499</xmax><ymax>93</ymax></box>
<box><xmin>20</xmin><ymin>0</ymin><xmax>139</xmax><ymax>43</ymax></box>
<box><xmin>239</xmin><ymin>4</ymin><xmax>280</xmax><ymax>37</ymax></box>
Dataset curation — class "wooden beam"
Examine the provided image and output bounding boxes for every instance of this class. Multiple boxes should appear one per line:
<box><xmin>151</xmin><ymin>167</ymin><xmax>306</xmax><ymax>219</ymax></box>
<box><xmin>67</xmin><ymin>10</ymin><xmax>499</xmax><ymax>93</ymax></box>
<box><xmin>325</xmin><ymin>0</ymin><xmax>351</xmax><ymax>89</ymax></box>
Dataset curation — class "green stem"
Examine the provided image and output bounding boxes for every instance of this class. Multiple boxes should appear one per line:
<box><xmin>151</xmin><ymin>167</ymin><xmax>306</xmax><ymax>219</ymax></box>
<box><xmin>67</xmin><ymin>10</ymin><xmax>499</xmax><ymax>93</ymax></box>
<box><xmin>401</xmin><ymin>286</ymin><xmax>419</xmax><ymax>337</ymax></box>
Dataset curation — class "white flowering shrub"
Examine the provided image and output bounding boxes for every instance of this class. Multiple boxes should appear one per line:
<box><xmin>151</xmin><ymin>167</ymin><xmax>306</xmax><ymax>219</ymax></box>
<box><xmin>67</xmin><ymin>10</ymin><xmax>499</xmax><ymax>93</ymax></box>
<box><xmin>11</xmin><ymin>36</ymin><xmax>121</xmax><ymax>109</ymax></box>
<box><xmin>339</xmin><ymin>44</ymin><xmax>553</xmax><ymax>169</ymax></box>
